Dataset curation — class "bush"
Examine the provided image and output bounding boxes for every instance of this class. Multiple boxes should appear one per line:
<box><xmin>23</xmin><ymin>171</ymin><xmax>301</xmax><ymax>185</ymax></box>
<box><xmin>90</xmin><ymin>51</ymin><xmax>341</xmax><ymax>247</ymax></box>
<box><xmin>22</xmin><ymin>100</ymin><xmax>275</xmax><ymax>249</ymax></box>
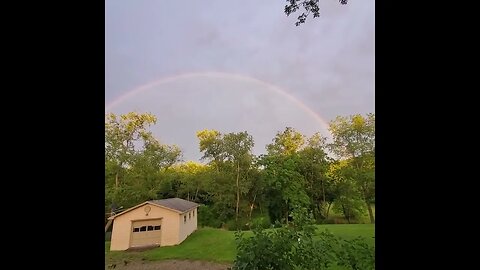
<box><xmin>233</xmin><ymin>226</ymin><xmax>338</xmax><ymax>270</ymax></box>
<box><xmin>232</xmin><ymin>208</ymin><xmax>374</xmax><ymax>270</ymax></box>
<box><xmin>336</xmin><ymin>237</ymin><xmax>375</xmax><ymax>270</ymax></box>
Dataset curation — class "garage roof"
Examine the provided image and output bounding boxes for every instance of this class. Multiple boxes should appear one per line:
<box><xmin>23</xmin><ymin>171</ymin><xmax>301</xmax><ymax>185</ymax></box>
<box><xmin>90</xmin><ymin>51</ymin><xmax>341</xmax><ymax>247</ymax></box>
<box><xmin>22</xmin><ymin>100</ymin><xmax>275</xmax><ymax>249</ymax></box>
<box><xmin>149</xmin><ymin>198</ymin><xmax>198</xmax><ymax>213</ymax></box>
<box><xmin>108</xmin><ymin>198</ymin><xmax>199</xmax><ymax>220</ymax></box>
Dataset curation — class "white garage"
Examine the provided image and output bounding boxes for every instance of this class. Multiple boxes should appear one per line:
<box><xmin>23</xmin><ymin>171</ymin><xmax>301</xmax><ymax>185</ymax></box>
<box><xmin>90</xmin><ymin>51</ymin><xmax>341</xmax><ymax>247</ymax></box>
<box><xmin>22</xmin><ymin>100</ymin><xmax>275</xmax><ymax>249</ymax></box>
<box><xmin>108</xmin><ymin>198</ymin><xmax>198</xmax><ymax>251</ymax></box>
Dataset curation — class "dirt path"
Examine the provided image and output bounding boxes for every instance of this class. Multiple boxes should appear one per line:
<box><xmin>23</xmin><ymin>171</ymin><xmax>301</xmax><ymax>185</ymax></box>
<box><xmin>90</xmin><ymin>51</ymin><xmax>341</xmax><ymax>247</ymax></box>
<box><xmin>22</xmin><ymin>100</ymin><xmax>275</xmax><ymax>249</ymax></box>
<box><xmin>106</xmin><ymin>259</ymin><xmax>231</xmax><ymax>270</ymax></box>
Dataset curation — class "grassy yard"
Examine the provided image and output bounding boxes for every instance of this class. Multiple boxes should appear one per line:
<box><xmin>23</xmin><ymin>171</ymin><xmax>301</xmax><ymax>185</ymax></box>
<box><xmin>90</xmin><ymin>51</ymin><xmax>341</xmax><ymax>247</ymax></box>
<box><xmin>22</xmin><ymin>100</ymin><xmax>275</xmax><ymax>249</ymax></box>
<box><xmin>315</xmin><ymin>224</ymin><xmax>375</xmax><ymax>245</ymax></box>
<box><xmin>144</xmin><ymin>228</ymin><xmax>252</xmax><ymax>262</ymax></box>
<box><xmin>106</xmin><ymin>224</ymin><xmax>374</xmax><ymax>264</ymax></box>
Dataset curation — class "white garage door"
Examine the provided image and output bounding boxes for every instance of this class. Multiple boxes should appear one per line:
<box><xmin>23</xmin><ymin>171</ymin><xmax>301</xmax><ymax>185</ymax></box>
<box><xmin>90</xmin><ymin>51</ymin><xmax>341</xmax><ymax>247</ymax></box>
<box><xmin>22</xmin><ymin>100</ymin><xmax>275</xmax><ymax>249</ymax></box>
<box><xmin>130</xmin><ymin>219</ymin><xmax>162</xmax><ymax>247</ymax></box>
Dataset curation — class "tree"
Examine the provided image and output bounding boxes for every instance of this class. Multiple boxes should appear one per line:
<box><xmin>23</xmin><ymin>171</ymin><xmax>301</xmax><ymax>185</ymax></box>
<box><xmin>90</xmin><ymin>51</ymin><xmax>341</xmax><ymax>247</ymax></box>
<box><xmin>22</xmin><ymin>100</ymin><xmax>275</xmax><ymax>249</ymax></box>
<box><xmin>197</xmin><ymin>129</ymin><xmax>223</xmax><ymax>170</ymax></box>
<box><xmin>105</xmin><ymin>112</ymin><xmax>157</xmax><ymax>209</ymax></box>
<box><xmin>284</xmin><ymin>0</ymin><xmax>348</xmax><ymax>26</ymax></box>
<box><xmin>170</xmin><ymin>161</ymin><xmax>212</xmax><ymax>202</ymax></box>
<box><xmin>223</xmin><ymin>132</ymin><xmax>255</xmax><ymax>221</ymax></box>
<box><xmin>196</xmin><ymin>129</ymin><xmax>256</xmax><ymax>223</ymax></box>
<box><xmin>244</xmin><ymin>159</ymin><xmax>265</xmax><ymax>224</ymax></box>
<box><xmin>327</xmin><ymin>160</ymin><xmax>365</xmax><ymax>223</ymax></box>
<box><xmin>262</xmin><ymin>127</ymin><xmax>310</xmax><ymax>224</ymax></box>
<box><xmin>125</xmin><ymin>135</ymin><xmax>182</xmax><ymax>203</ymax></box>
<box><xmin>329</xmin><ymin>113</ymin><xmax>375</xmax><ymax>223</ymax></box>
<box><xmin>266</xmin><ymin>127</ymin><xmax>305</xmax><ymax>156</ymax></box>
<box><xmin>105</xmin><ymin>112</ymin><xmax>182</xmax><ymax>212</ymax></box>
<box><xmin>297</xmin><ymin>133</ymin><xmax>335</xmax><ymax>220</ymax></box>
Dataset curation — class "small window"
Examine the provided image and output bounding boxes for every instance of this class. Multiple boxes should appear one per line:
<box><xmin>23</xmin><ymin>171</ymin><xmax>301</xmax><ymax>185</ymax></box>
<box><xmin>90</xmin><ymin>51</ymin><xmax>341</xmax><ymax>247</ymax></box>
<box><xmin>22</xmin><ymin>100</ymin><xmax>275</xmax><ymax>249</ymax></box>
<box><xmin>154</xmin><ymin>225</ymin><xmax>161</xmax><ymax>230</ymax></box>
<box><xmin>189</xmin><ymin>212</ymin><xmax>191</xmax><ymax>219</ymax></box>
<box><xmin>133</xmin><ymin>227</ymin><xmax>139</xmax><ymax>232</ymax></box>
<box><xmin>147</xmin><ymin>225</ymin><xmax>154</xmax><ymax>231</ymax></box>
<box><xmin>184</xmin><ymin>215</ymin><xmax>186</xmax><ymax>223</ymax></box>
<box><xmin>140</xmin><ymin>226</ymin><xmax>146</xmax><ymax>232</ymax></box>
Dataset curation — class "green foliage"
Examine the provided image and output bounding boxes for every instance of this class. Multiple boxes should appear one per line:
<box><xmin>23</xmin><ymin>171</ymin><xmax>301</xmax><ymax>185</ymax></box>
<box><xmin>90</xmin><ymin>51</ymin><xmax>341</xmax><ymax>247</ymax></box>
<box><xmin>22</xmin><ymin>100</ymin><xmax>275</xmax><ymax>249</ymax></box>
<box><xmin>198</xmin><ymin>205</ymin><xmax>223</xmax><ymax>228</ymax></box>
<box><xmin>225</xmin><ymin>218</ymin><xmax>250</xmax><ymax>231</ymax></box>
<box><xmin>232</xmin><ymin>209</ymin><xmax>374</xmax><ymax>269</ymax></box>
<box><xmin>266</xmin><ymin>127</ymin><xmax>305</xmax><ymax>156</ymax></box>
<box><xmin>251</xmin><ymin>215</ymin><xmax>271</xmax><ymax>230</ymax></box>
<box><xmin>332</xmin><ymin>195</ymin><xmax>365</xmax><ymax>223</ymax></box>
<box><xmin>329</xmin><ymin>114</ymin><xmax>375</xmax><ymax>160</ymax></box>
<box><xmin>196</xmin><ymin>129</ymin><xmax>223</xmax><ymax>164</ymax></box>
<box><xmin>196</xmin><ymin>129</ymin><xmax>256</xmax><ymax>221</ymax></box>
<box><xmin>260</xmin><ymin>152</ymin><xmax>309</xmax><ymax>224</ymax></box>
<box><xmin>297</xmin><ymin>132</ymin><xmax>334</xmax><ymax>221</ymax></box>
<box><xmin>336</xmin><ymin>237</ymin><xmax>375</xmax><ymax>270</ymax></box>
<box><xmin>105</xmin><ymin>112</ymin><xmax>182</xmax><ymax>212</ymax></box>
<box><xmin>233</xmin><ymin>225</ymin><xmax>374</xmax><ymax>270</ymax></box>
<box><xmin>328</xmin><ymin>114</ymin><xmax>375</xmax><ymax>224</ymax></box>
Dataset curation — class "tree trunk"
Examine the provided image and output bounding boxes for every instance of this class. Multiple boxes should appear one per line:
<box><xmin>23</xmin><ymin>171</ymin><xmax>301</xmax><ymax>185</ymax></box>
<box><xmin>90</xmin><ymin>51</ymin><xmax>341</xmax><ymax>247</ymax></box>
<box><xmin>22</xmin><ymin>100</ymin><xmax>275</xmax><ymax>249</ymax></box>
<box><xmin>115</xmin><ymin>172</ymin><xmax>119</xmax><ymax>188</ymax></box>
<box><xmin>236</xmin><ymin>161</ymin><xmax>240</xmax><ymax>221</ymax></box>
<box><xmin>321</xmin><ymin>178</ymin><xmax>326</xmax><ymax>204</ymax></box>
<box><xmin>366</xmin><ymin>201</ymin><xmax>375</xmax><ymax>223</ymax></box>
<box><xmin>249</xmin><ymin>194</ymin><xmax>257</xmax><ymax>222</ymax></box>
<box><xmin>342</xmin><ymin>204</ymin><xmax>351</xmax><ymax>224</ymax></box>
<box><xmin>326</xmin><ymin>202</ymin><xmax>331</xmax><ymax>219</ymax></box>
<box><xmin>194</xmin><ymin>187</ymin><xmax>199</xmax><ymax>201</ymax></box>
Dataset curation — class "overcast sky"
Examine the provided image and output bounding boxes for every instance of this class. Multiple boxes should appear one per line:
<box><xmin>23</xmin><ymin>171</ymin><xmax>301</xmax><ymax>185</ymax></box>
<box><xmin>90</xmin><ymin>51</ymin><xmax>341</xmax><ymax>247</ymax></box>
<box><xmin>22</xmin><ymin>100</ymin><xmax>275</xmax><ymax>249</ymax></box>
<box><xmin>105</xmin><ymin>0</ymin><xmax>375</xmax><ymax>162</ymax></box>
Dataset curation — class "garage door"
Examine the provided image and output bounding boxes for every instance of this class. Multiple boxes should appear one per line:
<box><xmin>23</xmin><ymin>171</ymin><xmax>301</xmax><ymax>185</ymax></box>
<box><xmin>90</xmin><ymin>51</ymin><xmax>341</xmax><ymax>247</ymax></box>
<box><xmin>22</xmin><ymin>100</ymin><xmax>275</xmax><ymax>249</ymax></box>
<box><xmin>130</xmin><ymin>219</ymin><xmax>162</xmax><ymax>247</ymax></box>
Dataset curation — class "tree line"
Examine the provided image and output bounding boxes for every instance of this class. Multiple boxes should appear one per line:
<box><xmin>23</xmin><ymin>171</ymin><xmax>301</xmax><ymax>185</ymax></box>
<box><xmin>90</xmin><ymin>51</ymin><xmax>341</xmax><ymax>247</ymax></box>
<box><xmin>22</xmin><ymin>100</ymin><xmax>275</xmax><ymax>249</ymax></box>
<box><xmin>105</xmin><ymin>112</ymin><xmax>374</xmax><ymax>228</ymax></box>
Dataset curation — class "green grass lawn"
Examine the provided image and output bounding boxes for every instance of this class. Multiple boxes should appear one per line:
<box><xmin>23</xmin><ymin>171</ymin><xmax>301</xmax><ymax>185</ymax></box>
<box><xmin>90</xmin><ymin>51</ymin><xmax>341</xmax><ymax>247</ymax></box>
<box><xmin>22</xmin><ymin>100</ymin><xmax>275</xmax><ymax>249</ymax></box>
<box><xmin>315</xmin><ymin>224</ymin><xmax>375</xmax><ymax>245</ymax></box>
<box><xmin>143</xmin><ymin>228</ymin><xmax>252</xmax><ymax>262</ymax></box>
<box><xmin>106</xmin><ymin>224</ymin><xmax>374</xmax><ymax>264</ymax></box>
